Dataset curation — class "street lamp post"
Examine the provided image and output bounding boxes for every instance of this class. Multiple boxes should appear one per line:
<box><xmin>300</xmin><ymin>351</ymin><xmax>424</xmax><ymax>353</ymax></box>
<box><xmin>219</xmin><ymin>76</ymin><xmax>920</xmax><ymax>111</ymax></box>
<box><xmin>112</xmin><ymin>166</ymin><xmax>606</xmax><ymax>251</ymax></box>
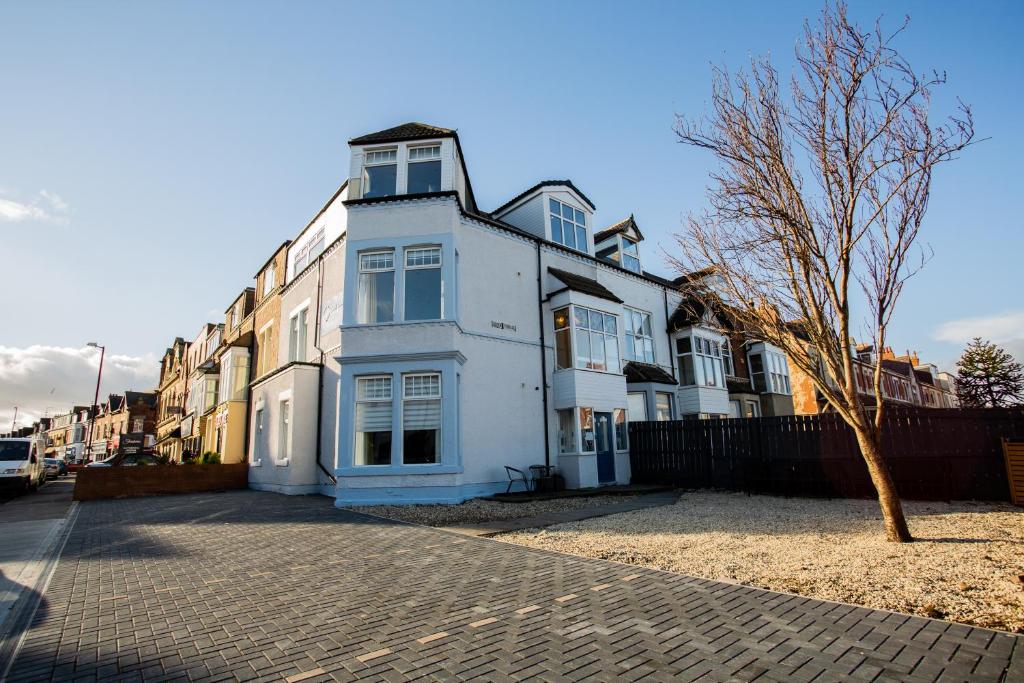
<box><xmin>84</xmin><ymin>343</ymin><xmax>105</xmax><ymax>463</ymax></box>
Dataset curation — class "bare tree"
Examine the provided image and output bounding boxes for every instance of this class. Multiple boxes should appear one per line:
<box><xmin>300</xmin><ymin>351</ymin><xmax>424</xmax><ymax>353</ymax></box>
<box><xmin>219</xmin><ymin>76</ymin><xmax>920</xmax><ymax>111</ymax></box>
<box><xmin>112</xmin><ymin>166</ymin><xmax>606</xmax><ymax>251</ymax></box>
<box><xmin>671</xmin><ymin>2</ymin><xmax>974</xmax><ymax>542</ymax></box>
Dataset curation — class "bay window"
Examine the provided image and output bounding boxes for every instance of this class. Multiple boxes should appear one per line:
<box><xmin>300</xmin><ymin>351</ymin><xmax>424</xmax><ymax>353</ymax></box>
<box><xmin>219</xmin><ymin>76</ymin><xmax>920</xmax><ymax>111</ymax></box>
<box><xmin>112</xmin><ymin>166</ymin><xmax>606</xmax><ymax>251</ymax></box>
<box><xmin>354</xmin><ymin>376</ymin><xmax>392</xmax><ymax>466</ymax></box>
<box><xmin>404</xmin><ymin>247</ymin><xmax>442</xmax><ymax>320</ymax></box>
<box><xmin>549</xmin><ymin>198</ymin><xmax>587</xmax><ymax>252</ymax></box>
<box><xmin>219</xmin><ymin>348</ymin><xmax>250</xmax><ymax>402</ymax></box>
<box><xmin>402</xmin><ymin>374</ymin><xmax>441</xmax><ymax>464</ymax></box>
<box><xmin>676</xmin><ymin>335</ymin><xmax>724</xmax><ymax>388</ymax></box>
<box><xmin>407</xmin><ymin>145</ymin><xmax>442</xmax><ymax>194</ymax></box>
<box><xmin>357</xmin><ymin>251</ymin><xmax>395</xmax><ymax>323</ymax></box>
<box><xmin>362</xmin><ymin>149</ymin><xmax>397</xmax><ymax>199</ymax></box>
<box><xmin>624</xmin><ymin>308</ymin><xmax>655</xmax><ymax>364</ymax></box>
<box><xmin>553</xmin><ymin>306</ymin><xmax>620</xmax><ymax>373</ymax></box>
<box><xmin>749</xmin><ymin>349</ymin><xmax>791</xmax><ymax>394</ymax></box>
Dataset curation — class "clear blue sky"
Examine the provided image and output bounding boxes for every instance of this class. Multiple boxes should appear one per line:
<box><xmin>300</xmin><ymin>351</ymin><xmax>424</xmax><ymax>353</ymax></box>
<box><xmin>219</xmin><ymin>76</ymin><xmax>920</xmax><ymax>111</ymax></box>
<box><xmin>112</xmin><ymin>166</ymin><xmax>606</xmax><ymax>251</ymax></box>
<box><xmin>1</xmin><ymin>0</ymin><xmax>1022</xmax><ymax>418</ymax></box>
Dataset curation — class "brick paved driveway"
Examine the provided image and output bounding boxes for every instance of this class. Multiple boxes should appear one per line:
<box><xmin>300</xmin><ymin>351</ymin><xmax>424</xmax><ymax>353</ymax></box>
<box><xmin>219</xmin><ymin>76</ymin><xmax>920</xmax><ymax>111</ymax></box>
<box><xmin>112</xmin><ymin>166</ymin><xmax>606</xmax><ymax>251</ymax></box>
<box><xmin>7</xmin><ymin>491</ymin><xmax>1021</xmax><ymax>682</ymax></box>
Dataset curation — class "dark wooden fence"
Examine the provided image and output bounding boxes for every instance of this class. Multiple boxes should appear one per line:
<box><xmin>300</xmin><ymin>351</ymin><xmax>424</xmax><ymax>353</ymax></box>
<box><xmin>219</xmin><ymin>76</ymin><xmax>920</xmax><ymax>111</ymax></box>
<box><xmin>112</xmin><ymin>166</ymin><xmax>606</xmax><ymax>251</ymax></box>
<box><xmin>629</xmin><ymin>407</ymin><xmax>1024</xmax><ymax>501</ymax></box>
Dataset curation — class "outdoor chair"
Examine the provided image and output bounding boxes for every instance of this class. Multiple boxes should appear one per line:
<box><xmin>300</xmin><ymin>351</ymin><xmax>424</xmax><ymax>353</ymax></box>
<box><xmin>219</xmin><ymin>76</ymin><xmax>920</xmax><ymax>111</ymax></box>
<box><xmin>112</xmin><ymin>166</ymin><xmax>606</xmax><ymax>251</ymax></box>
<box><xmin>504</xmin><ymin>466</ymin><xmax>531</xmax><ymax>494</ymax></box>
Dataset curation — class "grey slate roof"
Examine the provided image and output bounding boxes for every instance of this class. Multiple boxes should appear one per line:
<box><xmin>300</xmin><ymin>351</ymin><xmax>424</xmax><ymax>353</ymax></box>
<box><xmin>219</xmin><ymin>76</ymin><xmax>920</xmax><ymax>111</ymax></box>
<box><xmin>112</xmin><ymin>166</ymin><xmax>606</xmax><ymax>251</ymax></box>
<box><xmin>594</xmin><ymin>214</ymin><xmax>645</xmax><ymax>244</ymax></box>
<box><xmin>623</xmin><ymin>362</ymin><xmax>678</xmax><ymax>385</ymax></box>
<box><xmin>548</xmin><ymin>267</ymin><xmax>623</xmax><ymax>303</ymax></box>
<box><xmin>349</xmin><ymin>123</ymin><xmax>455</xmax><ymax>145</ymax></box>
<box><xmin>492</xmin><ymin>180</ymin><xmax>596</xmax><ymax>215</ymax></box>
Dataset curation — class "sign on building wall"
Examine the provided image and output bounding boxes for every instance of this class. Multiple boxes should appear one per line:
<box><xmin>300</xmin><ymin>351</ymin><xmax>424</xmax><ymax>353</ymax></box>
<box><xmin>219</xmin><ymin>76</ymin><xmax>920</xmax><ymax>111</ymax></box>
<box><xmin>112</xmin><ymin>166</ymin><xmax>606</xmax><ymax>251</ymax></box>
<box><xmin>321</xmin><ymin>294</ymin><xmax>343</xmax><ymax>329</ymax></box>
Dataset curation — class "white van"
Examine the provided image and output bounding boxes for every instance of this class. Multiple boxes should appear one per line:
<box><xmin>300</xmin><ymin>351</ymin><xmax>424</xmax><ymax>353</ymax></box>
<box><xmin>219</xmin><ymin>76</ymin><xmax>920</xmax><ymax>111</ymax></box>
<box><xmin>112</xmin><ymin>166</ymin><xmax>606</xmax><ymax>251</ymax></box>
<box><xmin>0</xmin><ymin>437</ymin><xmax>46</xmax><ymax>493</ymax></box>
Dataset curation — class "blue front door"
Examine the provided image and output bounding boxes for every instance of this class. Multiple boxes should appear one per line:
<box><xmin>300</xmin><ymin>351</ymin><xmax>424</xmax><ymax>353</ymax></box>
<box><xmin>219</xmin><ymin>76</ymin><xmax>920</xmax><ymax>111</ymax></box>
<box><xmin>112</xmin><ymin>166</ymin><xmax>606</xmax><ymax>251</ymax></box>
<box><xmin>595</xmin><ymin>412</ymin><xmax>615</xmax><ymax>484</ymax></box>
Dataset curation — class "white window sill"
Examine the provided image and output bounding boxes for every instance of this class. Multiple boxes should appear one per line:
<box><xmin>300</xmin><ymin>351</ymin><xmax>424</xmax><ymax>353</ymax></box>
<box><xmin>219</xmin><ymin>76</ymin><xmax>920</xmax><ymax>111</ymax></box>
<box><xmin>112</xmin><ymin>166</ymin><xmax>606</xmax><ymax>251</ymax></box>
<box><xmin>252</xmin><ymin>459</ymin><xmax>262</xmax><ymax>467</ymax></box>
<box><xmin>275</xmin><ymin>458</ymin><xmax>290</xmax><ymax>467</ymax></box>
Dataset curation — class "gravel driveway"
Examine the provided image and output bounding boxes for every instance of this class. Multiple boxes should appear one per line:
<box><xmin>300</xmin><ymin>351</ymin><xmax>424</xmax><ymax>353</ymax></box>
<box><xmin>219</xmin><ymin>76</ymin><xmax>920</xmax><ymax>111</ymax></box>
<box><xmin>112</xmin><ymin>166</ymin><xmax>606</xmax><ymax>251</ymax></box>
<box><xmin>501</xmin><ymin>492</ymin><xmax>1024</xmax><ymax>633</ymax></box>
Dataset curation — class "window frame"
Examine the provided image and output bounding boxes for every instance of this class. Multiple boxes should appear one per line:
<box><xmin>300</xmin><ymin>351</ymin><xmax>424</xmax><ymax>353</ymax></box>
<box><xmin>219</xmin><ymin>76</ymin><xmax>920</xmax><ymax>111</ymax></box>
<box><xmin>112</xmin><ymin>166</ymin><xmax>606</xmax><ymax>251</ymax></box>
<box><xmin>356</xmin><ymin>250</ymin><xmax>396</xmax><ymax>324</ymax></box>
<box><xmin>620</xmin><ymin>236</ymin><xmax>641</xmax><ymax>273</ymax></box>
<box><xmin>548</xmin><ymin>197</ymin><xmax>588</xmax><ymax>253</ymax></box>
<box><xmin>288</xmin><ymin>306</ymin><xmax>309</xmax><ymax>363</ymax></box>
<box><xmin>361</xmin><ymin>147</ymin><xmax>398</xmax><ymax>199</ymax></box>
<box><xmin>406</xmin><ymin>144</ymin><xmax>442</xmax><ymax>194</ymax></box>
<box><xmin>277</xmin><ymin>399</ymin><xmax>291</xmax><ymax>465</ymax></box>
<box><xmin>401</xmin><ymin>372</ymin><xmax>442</xmax><ymax>465</ymax></box>
<box><xmin>557</xmin><ymin>305</ymin><xmax>621</xmax><ymax>374</ymax></box>
<box><xmin>676</xmin><ymin>333</ymin><xmax>725</xmax><ymax>388</ymax></box>
<box><xmin>353</xmin><ymin>374</ymin><xmax>394</xmax><ymax>467</ymax></box>
<box><xmin>624</xmin><ymin>307</ymin><xmax>655</xmax><ymax>364</ymax></box>
<box><xmin>402</xmin><ymin>246</ymin><xmax>444</xmax><ymax>321</ymax></box>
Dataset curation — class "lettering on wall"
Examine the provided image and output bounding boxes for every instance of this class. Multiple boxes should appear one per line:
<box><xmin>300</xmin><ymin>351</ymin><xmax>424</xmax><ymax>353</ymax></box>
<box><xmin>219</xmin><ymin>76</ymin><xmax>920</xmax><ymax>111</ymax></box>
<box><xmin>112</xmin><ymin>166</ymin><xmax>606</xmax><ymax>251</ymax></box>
<box><xmin>491</xmin><ymin>321</ymin><xmax>517</xmax><ymax>332</ymax></box>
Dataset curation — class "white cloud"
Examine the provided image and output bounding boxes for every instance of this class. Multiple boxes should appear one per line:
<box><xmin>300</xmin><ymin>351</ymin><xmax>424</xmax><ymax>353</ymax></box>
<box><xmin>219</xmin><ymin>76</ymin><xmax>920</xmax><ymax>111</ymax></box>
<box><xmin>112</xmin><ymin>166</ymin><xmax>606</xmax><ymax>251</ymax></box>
<box><xmin>0</xmin><ymin>190</ymin><xmax>69</xmax><ymax>224</ymax></box>
<box><xmin>933</xmin><ymin>311</ymin><xmax>1024</xmax><ymax>365</ymax></box>
<box><xmin>0</xmin><ymin>345</ymin><xmax>159</xmax><ymax>431</ymax></box>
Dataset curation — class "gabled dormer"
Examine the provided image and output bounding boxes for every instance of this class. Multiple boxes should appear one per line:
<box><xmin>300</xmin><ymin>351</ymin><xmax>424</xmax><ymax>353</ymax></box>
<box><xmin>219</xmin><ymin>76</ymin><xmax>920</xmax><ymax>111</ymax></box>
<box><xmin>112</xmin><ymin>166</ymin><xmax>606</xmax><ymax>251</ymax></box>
<box><xmin>346</xmin><ymin>122</ymin><xmax>478</xmax><ymax>212</ymax></box>
<box><xmin>594</xmin><ymin>215</ymin><xmax>644</xmax><ymax>273</ymax></box>
<box><xmin>491</xmin><ymin>180</ymin><xmax>596</xmax><ymax>254</ymax></box>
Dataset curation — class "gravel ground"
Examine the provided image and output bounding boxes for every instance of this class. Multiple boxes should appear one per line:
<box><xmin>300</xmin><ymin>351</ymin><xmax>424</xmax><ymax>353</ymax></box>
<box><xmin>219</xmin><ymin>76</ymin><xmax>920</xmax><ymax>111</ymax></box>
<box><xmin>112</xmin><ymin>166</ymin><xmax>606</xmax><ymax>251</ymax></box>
<box><xmin>348</xmin><ymin>494</ymin><xmax>639</xmax><ymax>527</ymax></box>
<box><xmin>501</xmin><ymin>492</ymin><xmax>1024</xmax><ymax>632</ymax></box>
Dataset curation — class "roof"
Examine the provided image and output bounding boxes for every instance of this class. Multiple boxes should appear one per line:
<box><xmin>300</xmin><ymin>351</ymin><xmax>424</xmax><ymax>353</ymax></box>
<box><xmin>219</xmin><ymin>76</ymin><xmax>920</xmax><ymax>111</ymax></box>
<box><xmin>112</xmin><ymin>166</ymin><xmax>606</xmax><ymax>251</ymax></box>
<box><xmin>623</xmin><ymin>362</ymin><xmax>677</xmax><ymax>385</ymax></box>
<box><xmin>107</xmin><ymin>394</ymin><xmax>125</xmax><ymax>411</ymax></box>
<box><xmin>594</xmin><ymin>214</ymin><xmax>644</xmax><ymax>244</ymax></box>
<box><xmin>349</xmin><ymin>122</ymin><xmax>456</xmax><ymax>145</ymax></box>
<box><xmin>913</xmin><ymin>369</ymin><xmax>935</xmax><ymax>386</ymax></box>
<box><xmin>669</xmin><ymin>296</ymin><xmax>734</xmax><ymax>331</ymax></box>
<box><xmin>125</xmin><ymin>391</ymin><xmax>158</xmax><ymax>408</ymax></box>
<box><xmin>880</xmin><ymin>359</ymin><xmax>914</xmax><ymax>377</ymax></box>
<box><xmin>253</xmin><ymin>240</ymin><xmax>291</xmax><ymax>278</ymax></box>
<box><xmin>547</xmin><ymin>267</ymin><xmax>623</xmax><ymax>303</ymax></box>
<box><xmin>492</xmin><ymin>180</ymin><xmax>596</xmax><ymax>215</ymax></box>
<box><xmin>671</xmin><ymin>266</ymin><xmax>717</xmax><ymax>287</ymax></box>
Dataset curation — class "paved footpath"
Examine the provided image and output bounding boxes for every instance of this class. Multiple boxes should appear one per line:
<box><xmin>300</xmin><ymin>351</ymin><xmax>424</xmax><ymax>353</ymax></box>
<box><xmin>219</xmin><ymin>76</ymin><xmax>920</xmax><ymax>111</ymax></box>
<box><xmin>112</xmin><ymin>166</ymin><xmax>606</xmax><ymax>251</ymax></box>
<box><xmin>6</xmin><ymin>490</ymin><xmax>1022</xmax><ymax>682</ymax></box>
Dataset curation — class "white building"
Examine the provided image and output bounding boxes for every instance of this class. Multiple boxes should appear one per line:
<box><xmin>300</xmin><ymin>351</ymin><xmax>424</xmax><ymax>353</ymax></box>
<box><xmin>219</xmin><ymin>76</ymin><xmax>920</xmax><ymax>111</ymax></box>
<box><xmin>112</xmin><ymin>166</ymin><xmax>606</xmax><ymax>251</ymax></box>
<box><xmin>249</xmin><ymin>122</ymin><xmax>792</xmax><ymax>505</ymax></box>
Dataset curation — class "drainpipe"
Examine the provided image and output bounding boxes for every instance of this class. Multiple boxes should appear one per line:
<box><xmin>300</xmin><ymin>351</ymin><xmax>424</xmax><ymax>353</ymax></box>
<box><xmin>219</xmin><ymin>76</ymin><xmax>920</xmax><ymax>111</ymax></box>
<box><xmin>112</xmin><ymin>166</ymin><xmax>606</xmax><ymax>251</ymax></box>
<box><xmin>663</xmin><ymin>288</ymin><xmax>676</xmax><ymax>379</ymax></box>
<box><xmin>536</xmin><ymin>243</ymin><xmax>551</xmax><ymax>468</ymax></box>
<box><xmin>312</xmin><ymin>254</ymin><xmax>336</xmax><ymax>485</ymax></box>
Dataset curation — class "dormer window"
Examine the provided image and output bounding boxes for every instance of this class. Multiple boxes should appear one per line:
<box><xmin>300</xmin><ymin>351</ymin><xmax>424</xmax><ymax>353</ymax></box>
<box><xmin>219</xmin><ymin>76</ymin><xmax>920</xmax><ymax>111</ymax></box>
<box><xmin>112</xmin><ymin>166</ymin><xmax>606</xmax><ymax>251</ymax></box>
<box><xmin>549</xmin><ymin>198</ymin><xmax>587</xmax><ymax>252</ymax></box>
<box><xmin>621</xmin><ymin>237</ymin><xmax>641</xmax><ymax>273</ymax></box>
<box><xmin>363</xmin><ymin>149</ymin><xmax>397</xmax><ymax>199</ymax></box>
<box><xmin>407</xmin><ymin>145</ymin><xmax>442</xmax><ymax>193</ymax></box>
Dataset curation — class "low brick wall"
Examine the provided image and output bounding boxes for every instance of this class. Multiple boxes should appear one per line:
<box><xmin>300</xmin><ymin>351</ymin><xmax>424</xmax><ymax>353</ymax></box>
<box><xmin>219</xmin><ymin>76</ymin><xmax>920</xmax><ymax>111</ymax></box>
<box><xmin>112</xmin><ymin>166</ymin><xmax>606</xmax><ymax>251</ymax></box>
<box><xmin>73</xmin><ymin>464</ymin><xmax>249</xmax><ymax>501</ymax></box>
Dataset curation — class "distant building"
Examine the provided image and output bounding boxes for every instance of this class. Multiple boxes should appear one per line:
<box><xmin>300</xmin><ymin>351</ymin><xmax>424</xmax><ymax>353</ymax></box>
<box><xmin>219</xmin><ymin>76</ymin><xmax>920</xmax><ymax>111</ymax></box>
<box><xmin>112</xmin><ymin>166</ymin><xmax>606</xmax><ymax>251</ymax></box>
<box><xmin>155</xmin><ymin>338</ymin><xmax>190</xmax><ymax>462</ymax></box>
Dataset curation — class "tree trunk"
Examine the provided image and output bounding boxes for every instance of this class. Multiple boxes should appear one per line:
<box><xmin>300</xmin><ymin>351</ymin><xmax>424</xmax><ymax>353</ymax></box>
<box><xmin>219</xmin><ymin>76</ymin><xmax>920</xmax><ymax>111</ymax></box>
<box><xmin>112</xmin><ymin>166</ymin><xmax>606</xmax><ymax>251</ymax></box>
<box><xmin>853</xmin><ymin>426</ymin><xmax>913</xmax><ymax>542</ymax></box>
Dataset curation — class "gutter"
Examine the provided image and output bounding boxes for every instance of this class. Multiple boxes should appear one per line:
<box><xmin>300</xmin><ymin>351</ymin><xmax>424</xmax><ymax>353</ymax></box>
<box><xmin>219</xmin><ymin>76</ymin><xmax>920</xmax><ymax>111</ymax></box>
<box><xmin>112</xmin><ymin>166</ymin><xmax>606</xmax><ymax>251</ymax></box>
<box><xmin>663</xmin><ymin>288</ymin><xmax>677</xmax><ymax>380</ymax></box>
<box><xmin>536</xmin><ymin>244</ymin><xmax>551</xmax><ymax>468</ymax></box>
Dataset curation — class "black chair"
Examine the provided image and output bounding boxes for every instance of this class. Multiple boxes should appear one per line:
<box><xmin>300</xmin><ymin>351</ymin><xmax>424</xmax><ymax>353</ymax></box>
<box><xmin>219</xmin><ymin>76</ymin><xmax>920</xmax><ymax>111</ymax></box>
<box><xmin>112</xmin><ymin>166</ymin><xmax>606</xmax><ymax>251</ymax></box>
<box><xmin>504</xmin><ymin>466</ymin><xmax>530</xmax><ymax>494</ymax></box>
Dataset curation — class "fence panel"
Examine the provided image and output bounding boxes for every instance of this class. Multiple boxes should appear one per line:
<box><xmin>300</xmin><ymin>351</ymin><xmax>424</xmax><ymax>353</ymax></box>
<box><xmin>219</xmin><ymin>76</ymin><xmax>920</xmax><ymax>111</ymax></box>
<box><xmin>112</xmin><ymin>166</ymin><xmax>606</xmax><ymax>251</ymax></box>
<box><xmin>628</xmin><ymin>407</ymin><xmax>1024</xmax><ymax>501</ymax></box>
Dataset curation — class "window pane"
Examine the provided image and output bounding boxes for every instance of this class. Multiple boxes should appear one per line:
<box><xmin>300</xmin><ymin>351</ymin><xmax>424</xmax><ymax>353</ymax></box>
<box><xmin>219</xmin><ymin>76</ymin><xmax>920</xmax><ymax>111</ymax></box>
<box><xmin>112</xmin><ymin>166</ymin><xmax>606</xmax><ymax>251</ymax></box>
<box><xmin>407</xmin><ymin>159</ymin><xmax>442</xmax><ymax>194</ymax></box>
<box><xmin>574</xmin><ymin>208</ymin><xmax>585</xmax><ymax>225</ymax></box>
<box><xmin>576</xmin><ymin>331</ymin><xmax>591</xmax><ymax>369</ymax></box>
<box><xmin>576</xmin><ymin>226</ymin><xmax>586</xmax><ymax>250</ymax></box>
<box><xmin>550</xmin><ymin>216</ymin><xmax>563</xmax><ymax>244</ymax></box>
<box><xmin>624</xmin><ymin>335</ymin><xmax>635</xmax><ymax>362</ymax></box>
<box><xmin>405</xmin><ymin>268</ymin><xmax>442</xmax><ymax>320</ymax></box>
<box><xmin>604</xmin><ymin>335</ymin><xmax>620</xmax><ymax>373</ymax></box>
<box><xmin>562</xmin><ymin>203</ymin><xmax>574</xmax><ymax>218</ymax></box>
<box><xmin>363</xmin><ymin>164</ymin><xmax>397</xmax><ymax>198</ymax></box>
<box><xmin>655</xmin><ymin>393</ymin><xmax>672</xmax><ymax>421</ymax></box>
<box><xmin>614</xmin><ymin>409</ymin><xmax>627</xmax><ymax>450</ymax></box>
<box><xmin>553</xmin><ymin>307</ymin><xmax>570</xmax><ymax>330</ymax></box>
<box><xmin>555</xmin><ymin>329</ymin><xmax>572</xmax><ymax>370</ymax></box>
<box><xmin>557</xmin><ymin>409</ymin><xmax>577</xmax><ymax>453</ymax></box>
<box><xmin>549</xmin><ymin>198</ymin><xmax>559</xmax><ymax>214</ymax></box>
<box><xmin>564</xmin><ymin>220</ymin><xmax>577</xmax><ymax>249</ymax></box>
<box><xmin>603</xmin><ymin>313</ymin><xmax>616</xmax><ymax>334</ymax></box>
<box><xmin>627</xmin><ymin>393</ymin><xmax>647</xmax><ymax>421</ymax></box>
<box><xmin>579</xmin><ymin>408</ymin><xmax>595</xmax><ymax>452</ymax></box>
<box><xmin>403</xmin><ymin>374</ymin><xmax>440</xmax><ymax>398</ymax></box>
<box><xmin>360</xmin><ymin>251</ymin><xmax>394</xmax><ymax>271</ymax></box>
<box><xmin>676</xmin><ymin>337</ymin><xmax>691</xmax><ymax>354</ymax></box>
<box><xmin>622</xmin><ymin>238</ymin><xmax>639</xmax><ymax>256</ymax></box>
<box><xmin>357</xmin><ymin>271</ymin><xmax>394</xmax><ymax>323</ymax></box>
<box><xmin>681</xmin><ymin>355</ymin><xmax>696</xmax><ymax>385</ymax></box>
<box><xmin>406</xmin><ymin>247</ymin><xmax>441</xmax><ymax>267</ymax></box>
<box><xmin>573</xmin><ymin>307</ymin><xmax>589</xmax><ymax>329</ymax></box>
<box><xmin>590</xmin><ymin>331</ymin><xmax>606</xmax><ymax>370</ymax></box>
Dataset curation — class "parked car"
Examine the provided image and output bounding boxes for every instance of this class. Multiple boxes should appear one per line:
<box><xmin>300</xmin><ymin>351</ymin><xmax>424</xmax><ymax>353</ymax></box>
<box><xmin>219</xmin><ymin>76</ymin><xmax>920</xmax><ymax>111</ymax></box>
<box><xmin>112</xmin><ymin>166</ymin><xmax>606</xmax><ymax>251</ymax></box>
<box><xmin>0</xmin><ymin>437</ymin><xmax>46</xmax><ymax>492</ymax></box>
<box><xmin>87</xmin><ymin>452</ymin><xmax>162</xmax><ymax>467</ymax></box>
<box><xmin>43</xmin><ymin>458</ymin><xmax>67</xmax><ymax>478</ymax></box>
